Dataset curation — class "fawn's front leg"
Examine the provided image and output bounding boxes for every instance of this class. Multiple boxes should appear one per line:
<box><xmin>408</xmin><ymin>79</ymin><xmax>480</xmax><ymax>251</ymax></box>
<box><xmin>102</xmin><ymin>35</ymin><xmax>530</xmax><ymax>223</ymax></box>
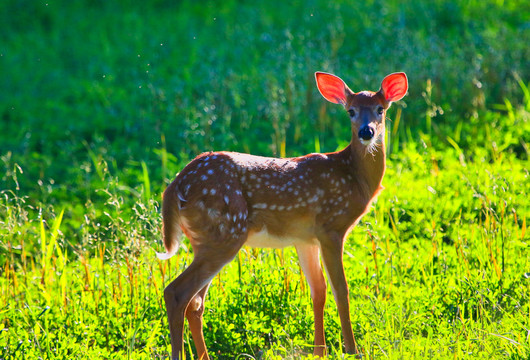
<box><xmin>296</xmin><ymin>243</ymin><xmax>327</xmax><ymax>357</ymax></box>
<box><xmin>319</xmin><ymin>232</ymin><xmax>359</xmax><ymax>355</ymax></box>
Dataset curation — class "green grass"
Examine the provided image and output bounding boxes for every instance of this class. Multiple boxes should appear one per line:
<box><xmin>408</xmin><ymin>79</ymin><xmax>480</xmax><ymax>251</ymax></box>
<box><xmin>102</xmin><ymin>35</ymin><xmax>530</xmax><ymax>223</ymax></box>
<box><xmin>1</xmin><ymin>0</ymin><xmax>529</xmax><ymax>359</ymax></box>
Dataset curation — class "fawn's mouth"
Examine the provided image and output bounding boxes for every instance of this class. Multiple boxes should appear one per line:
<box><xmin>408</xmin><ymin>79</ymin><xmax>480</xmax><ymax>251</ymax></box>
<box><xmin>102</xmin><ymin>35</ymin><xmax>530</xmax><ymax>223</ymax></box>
<box><xmin>359</xmin><ymin>138</ymin><xmax>373</xmax><ymax>146</ymax></box>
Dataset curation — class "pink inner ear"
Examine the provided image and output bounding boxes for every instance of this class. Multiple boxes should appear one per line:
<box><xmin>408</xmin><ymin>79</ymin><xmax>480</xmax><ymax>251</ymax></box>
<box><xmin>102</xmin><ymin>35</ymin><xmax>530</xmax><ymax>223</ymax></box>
<box><xmin>381</xmin><ymin>73</ymin><xmax>408</xmax><ymax>102</ymax></box>
<box><xmin>315</xmin><ymin>72</ymin><xmax>347</xmax><ymax>105</ymax></box>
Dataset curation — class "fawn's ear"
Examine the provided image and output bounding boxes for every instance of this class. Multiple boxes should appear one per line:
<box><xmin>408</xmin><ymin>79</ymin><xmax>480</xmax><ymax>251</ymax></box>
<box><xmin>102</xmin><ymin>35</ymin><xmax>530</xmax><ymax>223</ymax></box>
<box><xmin>315</xmin><ymin>72</ymin><xmax>351</xmax><ymax>106</ymax></box>
<box><xmin>380</xmin><ymin>72</ymin><xmax>408</xmax><ymax>103</ymax></box>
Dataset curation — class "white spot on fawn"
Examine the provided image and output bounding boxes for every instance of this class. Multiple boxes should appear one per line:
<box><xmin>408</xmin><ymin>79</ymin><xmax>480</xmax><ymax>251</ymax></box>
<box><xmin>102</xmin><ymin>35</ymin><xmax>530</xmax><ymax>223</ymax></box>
<box><xmin>208</xmin><ymin>208</ymin><xmax>220</xmax><ymax>219</ymax></box>
<box><xmin>224</xmin><ymin>195</ymin><xmax>230</xmax><ymax>205</ymax></box>
<box><xmin>210</xmin><ymin>189</ymin><xmax>216</xmax><ymax>195</ymax></box>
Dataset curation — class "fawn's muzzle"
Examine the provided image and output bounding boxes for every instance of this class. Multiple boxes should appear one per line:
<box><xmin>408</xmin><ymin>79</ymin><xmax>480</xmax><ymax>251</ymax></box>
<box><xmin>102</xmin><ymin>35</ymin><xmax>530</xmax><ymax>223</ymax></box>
<box><xmin>358</xmin><ymin>126</ymin><xmax>375</xmax><ymax>141</ymax></box>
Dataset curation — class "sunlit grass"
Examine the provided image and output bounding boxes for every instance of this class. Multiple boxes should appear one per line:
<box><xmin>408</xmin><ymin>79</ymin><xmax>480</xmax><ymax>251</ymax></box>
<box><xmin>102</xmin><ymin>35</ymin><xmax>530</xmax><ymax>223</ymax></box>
<box><xmin>1</xmin><ymin>145</ymin><xmax>528</xmax><ymax>359</ymax></box>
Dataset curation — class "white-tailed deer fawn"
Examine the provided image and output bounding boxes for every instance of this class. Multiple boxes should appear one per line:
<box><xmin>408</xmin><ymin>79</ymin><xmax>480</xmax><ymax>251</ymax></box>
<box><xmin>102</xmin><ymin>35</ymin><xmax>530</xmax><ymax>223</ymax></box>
<box><xmin>159</xmin><ymin>71</ymin><xmax>408</xmax><ymax>359</ymax></box>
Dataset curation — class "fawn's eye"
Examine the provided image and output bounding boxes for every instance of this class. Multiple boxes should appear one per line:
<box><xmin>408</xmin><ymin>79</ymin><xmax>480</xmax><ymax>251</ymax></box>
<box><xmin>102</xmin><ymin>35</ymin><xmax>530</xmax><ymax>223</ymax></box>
<box><xmin>348</xmin><ymin>109</ymin><xmax>356</xmax><ymax>117</ymax></box>
<box><xmin>377</xmin><ymin>106</ymin><xmax>384</xmax><ymax>115</ymax></box>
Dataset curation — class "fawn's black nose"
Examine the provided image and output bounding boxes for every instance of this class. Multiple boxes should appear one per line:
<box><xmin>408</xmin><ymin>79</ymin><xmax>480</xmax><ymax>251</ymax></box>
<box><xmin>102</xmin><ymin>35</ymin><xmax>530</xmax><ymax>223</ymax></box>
<box><xmin>358</xmin><ymin>126</ymin><xmax>375</xmax><ymax>141</ymax></box>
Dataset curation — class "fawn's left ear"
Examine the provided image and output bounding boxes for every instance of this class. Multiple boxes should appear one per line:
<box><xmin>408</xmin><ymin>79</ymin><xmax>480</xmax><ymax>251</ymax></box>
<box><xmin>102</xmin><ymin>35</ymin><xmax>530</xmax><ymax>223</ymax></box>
<box><xmin>315</xmin><ymin>72</ymin><xmax>353</xmax><ymax>106</ymax></box>
<box><xmin>380</xmin><ymin>72</ymin><xmax>408</xmax><ymax>103</ymax></box>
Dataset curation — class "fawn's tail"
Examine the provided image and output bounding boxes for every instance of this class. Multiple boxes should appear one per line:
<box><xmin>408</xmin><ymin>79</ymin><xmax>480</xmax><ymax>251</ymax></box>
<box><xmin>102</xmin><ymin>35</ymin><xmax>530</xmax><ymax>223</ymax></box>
<box><xmin>157</xmin><ymin>184</ymin><xmax>183</xmax><ymax>260</ymax></box>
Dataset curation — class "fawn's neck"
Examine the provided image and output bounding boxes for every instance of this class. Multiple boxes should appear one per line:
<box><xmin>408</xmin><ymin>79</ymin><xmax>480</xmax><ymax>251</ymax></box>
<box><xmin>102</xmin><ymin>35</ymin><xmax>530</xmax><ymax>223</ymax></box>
<box><xmin>343</xmin><ymin>137</ymin><xmax>386</xmax><ymax>200</ymax></box>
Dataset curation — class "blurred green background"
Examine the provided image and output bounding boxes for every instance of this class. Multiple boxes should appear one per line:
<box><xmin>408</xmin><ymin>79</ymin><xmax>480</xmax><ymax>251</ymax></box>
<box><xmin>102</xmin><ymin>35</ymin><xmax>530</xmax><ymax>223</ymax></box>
<box><xmin>1</xmin><ymin>0</ymin><xmax>528</xmax><ymax>199</ymax></box>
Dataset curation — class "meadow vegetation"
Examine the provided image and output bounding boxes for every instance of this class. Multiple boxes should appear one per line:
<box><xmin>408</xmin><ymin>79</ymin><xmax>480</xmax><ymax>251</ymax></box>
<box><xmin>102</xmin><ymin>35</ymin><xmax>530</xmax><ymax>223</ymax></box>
<box><xmin>1</xmin><ymin>0</ymin><xmax>529</xmax><ymax>359</ymax></box>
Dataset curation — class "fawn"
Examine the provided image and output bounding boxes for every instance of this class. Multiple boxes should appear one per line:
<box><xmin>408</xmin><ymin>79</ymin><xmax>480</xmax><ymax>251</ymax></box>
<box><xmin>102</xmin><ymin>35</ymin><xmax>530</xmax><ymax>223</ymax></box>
<box><xmin>158</xmin><ymin>71</ymin><xmax>408</xmax><ymax>359</ymax></box>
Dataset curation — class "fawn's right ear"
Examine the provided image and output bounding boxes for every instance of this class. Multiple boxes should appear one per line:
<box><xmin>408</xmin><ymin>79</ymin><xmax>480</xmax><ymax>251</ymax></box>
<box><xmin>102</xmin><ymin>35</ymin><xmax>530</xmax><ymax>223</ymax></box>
<box><xmin>380</xmin><ymin>72</ymin><xmax>408</xmax><ymax>103</ymax></box>
<box><xmin>315</xmin><ymin>72</ymin><xmax>351</xmax><ymax>106</ymax></box>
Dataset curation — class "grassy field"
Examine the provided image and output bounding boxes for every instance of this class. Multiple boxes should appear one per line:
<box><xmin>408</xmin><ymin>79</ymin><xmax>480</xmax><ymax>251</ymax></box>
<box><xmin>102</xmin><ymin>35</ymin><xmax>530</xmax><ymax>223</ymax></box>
<box><xmin>1</xmin><ymin>0</ymin><xmax>529</xmax><ymax>359</ymax></box>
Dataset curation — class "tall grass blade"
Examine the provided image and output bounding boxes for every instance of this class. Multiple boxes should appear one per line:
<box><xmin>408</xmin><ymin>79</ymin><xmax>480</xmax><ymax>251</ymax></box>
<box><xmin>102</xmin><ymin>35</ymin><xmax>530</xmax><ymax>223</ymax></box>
<box><xmin>141</xmin><ymin>161</ymin><xmax>151</xmax><ymax>203</ymax></box>
<box><xmin>513</xmin><ymin>72</ymin><xmax>530</xmax><ymax>110</ymax></box>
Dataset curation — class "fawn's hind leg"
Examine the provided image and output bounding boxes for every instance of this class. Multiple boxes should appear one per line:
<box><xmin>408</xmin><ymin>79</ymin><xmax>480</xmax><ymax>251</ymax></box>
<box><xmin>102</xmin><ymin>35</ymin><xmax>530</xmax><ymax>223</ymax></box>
<box><xmin>164</xmin><ymin>238</ymin><xmax>244</xmax><ymax>360</ymax></box>
<box><xmin>185</xmin><ymin>284</ymin><xmax>211</xmax><ymax>359</ymax></box>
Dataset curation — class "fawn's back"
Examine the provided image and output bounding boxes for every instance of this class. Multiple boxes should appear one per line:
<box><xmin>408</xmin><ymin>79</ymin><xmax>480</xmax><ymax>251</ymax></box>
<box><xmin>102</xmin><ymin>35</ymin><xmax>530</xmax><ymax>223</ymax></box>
<box><xmin>164</xmin><ymin>148</ymin><xmax>376</xmax><ymax>252</ymax></box>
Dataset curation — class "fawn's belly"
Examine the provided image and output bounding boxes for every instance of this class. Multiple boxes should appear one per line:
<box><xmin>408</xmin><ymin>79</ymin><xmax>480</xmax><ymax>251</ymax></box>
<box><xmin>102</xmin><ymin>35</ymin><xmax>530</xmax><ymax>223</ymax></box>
<box><xmin>245</xmin><ymin>226</ymin><xmax>316</xmax><ymax>249</ymax></box>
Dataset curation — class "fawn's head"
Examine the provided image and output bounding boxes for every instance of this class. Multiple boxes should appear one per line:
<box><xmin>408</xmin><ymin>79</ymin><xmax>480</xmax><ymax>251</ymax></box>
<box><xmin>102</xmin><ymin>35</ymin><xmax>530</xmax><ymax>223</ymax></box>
<box><xmin>315</xmin><ymin>72</ymin><xmax>408</xmax><ymax>149</ymax></box>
